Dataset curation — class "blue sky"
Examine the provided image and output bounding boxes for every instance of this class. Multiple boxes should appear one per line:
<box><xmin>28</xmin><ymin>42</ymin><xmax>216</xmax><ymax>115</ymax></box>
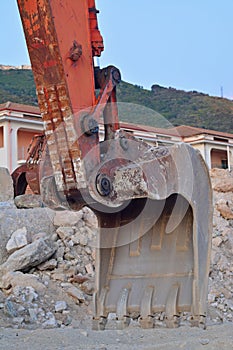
<box><xmin>1</xmin><ymin>1</ymin><xmax>233</xmax><ymax>99</ymax></box>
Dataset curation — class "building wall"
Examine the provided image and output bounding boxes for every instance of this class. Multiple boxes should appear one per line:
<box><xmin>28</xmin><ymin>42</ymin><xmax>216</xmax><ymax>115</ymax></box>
<box><xmin>189</xmin><ymin>141</ymin><xmax>233</xmax><ymax>170</ymax></box>
<box><xmin>205</xmin><ymin>143</ymin><xmax>233</xmax><ymax>171</ymax></box>
<box><xmin>228</xmin><ymin>147</ymin><xmax>233</xmax><ymax>170</ymax></box>
<box><xmin>17</xmin><ymin>129</ymin><xmax>40</xmax><ymax>160</ymax></box>
<box><xmin>191</xmin><ymin>143</ymin><xmax>205</xmax><ymax>161</ymax></box>
<box><xmin>0</xmin><ymin>117</ymin><xmax>43</xmax><ymax>172</ymax></box>
<box><xmin>0</xmin><ymin>122</ymin><xmax>10</xmax><ymax>169</ymax></box>
<box><xmin>1</xmin><ymin>107</ymin><xmax>233</xmax><ymax>173</ymax></box>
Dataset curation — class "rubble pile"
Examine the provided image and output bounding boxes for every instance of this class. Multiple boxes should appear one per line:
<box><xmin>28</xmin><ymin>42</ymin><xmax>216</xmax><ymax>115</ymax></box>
<box><xmin>0</xmin><ymin>168</ymin><xmax>97</xmax><ymax>329</ymax></box>
<box><xmin>0</xmin><ymin>167</ymin><xmax>232</xmax><ymax>329</ymax></box>
<box><xmin>208</xmin><ymin>169</ymin><xmax>233</xmax><ymax>323</ymax></box>
<box><xmin>0</xmin><ymin>204</ymin><xmax>97</xmax><ymax>329</ymax></box>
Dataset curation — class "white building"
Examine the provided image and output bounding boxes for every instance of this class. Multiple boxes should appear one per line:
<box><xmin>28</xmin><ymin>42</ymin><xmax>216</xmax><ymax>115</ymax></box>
<box><xmin>0</xmin><ymin>102</ymin><xmax>43</xmax><ymax>172</ymax></box>
<box><xmin>0</xmin><ymin>101</ymin><xmax>233</xmax><ymax>172</ymax></box>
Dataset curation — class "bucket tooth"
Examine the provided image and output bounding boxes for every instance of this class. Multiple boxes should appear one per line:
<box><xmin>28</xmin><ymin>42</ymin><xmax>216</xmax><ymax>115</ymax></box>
<box><xmin>139</xmin><ymin>286</ymin><xmax>154</xmax><ymax>329</ymax></box>
<box><xmin>116</xmin><ymin>286</ymin><xmax>131</xmax><ymax>329</ymax></box>
<box><xmin>189</xmin><ymin>279</ymin><xmax>207</xmax><ymax>329</ymax></box>
<box><xmin>165</xmin><ymin>284</ymin><xmax>180</xmax><ymax>328</ymax></box>
<box><xmin>92</xmin><ymin>287</ymin><xmax>108</xmax><ymax>330</ymax></box>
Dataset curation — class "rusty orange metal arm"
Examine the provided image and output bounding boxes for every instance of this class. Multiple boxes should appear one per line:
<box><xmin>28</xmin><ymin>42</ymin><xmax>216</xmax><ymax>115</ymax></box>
<box><xmin>17</xmin><ymin>0</ymin><xmax>104</xmax><ymax>194</ymax></box>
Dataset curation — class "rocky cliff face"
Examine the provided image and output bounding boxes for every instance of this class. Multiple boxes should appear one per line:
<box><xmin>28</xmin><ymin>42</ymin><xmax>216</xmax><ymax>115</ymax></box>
<box><xmin>0</xmin><ymin>167</ymin><xmax>232</xmax><ymax>329</ymax></box>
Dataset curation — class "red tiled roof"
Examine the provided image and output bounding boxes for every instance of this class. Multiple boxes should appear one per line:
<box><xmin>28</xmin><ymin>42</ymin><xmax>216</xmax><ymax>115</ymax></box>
<box><xmin>0</xmin><ymin>101</ymin><xmax>40</xmax><ymax>115</ymax></box>
<box><xmin>120</xmin><ymin>121</ymin><xmax>233</xmax><ymax>139</ymax></box>
<box><xmin>174</xmin><ymin>125</ymin><xmax>233</xmax><ymax>139</ymax></box>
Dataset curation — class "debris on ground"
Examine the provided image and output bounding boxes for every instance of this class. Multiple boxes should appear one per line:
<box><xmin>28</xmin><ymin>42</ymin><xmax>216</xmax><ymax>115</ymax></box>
<box><xmin>0</xmin><ymin>167</ymin><xmax>232</xmax><ymax>329</ymax></box>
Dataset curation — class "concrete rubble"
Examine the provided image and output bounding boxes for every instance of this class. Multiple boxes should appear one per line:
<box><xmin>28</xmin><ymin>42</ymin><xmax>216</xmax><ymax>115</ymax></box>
<box><xmin>0</xmin><ymin>168</ymin><xmax>14</xmax><ymax>202</ymax></box>
<box><xmin>208</xmin><ymin>168</ymin><xmax>233</xmax><ymax>324</ymax></box>
<box><xmin>0</xmin><ymin>166</ymin><xmax>232</xmax><ymax>329</ymax></box>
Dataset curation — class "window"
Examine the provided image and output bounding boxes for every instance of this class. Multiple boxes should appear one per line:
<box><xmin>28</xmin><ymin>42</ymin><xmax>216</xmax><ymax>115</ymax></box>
<box><xmin>213</xmin><ymin>137</ymin><xmax>228</xmax><ymax>143</ymax></box>
<box><xmin>221</xmin><ymin>159</ymin><xmax>228</xmax><ymax>169</ymax></box>
<box><xmin>211</xmin><ymin>148</ymin><xmax>228</xmax><ymax>169</ymax></box>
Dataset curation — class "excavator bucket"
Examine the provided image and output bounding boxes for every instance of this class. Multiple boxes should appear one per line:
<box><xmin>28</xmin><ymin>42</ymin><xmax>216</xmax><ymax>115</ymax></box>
<box><xmin>92</xmin><ymin>141</ymin><xmax>212</xmax><ymax>330</ymax></box>
<box><xmin>16</xmin><ymin>0</ymin><xmax>212</xmax><ymax>330</ymax></box>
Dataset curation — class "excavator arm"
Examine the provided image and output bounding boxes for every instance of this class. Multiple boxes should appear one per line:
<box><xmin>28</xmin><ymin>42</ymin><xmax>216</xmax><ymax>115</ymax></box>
<box><xmin>16</xmin><ymin>0</ymin><xmax>212</xmax><ymax>330</ymax></box>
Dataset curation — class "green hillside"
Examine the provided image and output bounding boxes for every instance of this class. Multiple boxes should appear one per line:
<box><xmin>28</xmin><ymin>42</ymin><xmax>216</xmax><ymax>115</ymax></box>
<box><xmin>0</xmin><ymin>69</ymin><xmax>233</xmax><ymax>133</ymax></box>
<box><xmin>0</xmin><ymin>69</ymin><xmax>37</xmax><ymax>105</ymax></box>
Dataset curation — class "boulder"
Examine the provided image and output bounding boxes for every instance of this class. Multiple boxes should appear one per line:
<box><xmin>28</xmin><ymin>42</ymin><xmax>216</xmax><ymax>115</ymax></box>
<box><xmin>0</xmin><ymin>238</ymin><xmax>56</xmax><ymax>273</ymax></box>
<box><xmin>56</xmin><ymin>226</ymin><xmax>74</xmax><ymax>240</ymax></box>
<box><xmin>213</xmin><ymin>178</ymin><xmax>233</xmax><ymax>193</ymax></box>
<box><xmin>210</xmin><ymin>168</ymin><xmax>232</xmax><ymax>179</ymax></box>
<box><xmin>61</xmin><ymin>283</ymin><xmax>85</xmax><ymax>303</ymax></box>
<box><xmin>212</xmin><ymin>236</ymin><xmax>223</xmax><ymax>247</ymax></box>
<box><xmin>80</xmin><ymin>279</ymin><xmax>94</xmax><ymax>295</ymax></box>
<box><xmin>54</xmin><ymin>301</ymin><xmax>67</xmax><ymax>312</ymax></box>
<box><xmin>42</xmin><ymin>312</ymin><xmax>57</xmax><ymax>328</ymax></box>
<box><xmin>0</xmin><ymin>271</ymin><xmax>46</xmax><ymax>292</ymax></box>
<box><xmin>216</xmin><ymin>201</ymin><xmax>233</xmax><ymax>220</ymax></box>
<box><xmin>14</xmin><ymin>194</ymin><xmax>44</xmax><ymax>208</ymax></box>
<box><xmin>82</xmin><ymin>207</ymin><xmax>97</xmax><ymax>228</ymax></box>
<box><xmin>0</xmin><ymin>167</ymin><xmax>14</xmax><ymax>202</ymax></box>
<box><xmin>37</xmin><ymin>258</ymin><xmax>58</xmax><ymax>271</ymax></box>
<box><xmin>53</xmin><ymin>210</ymin><xmax>83</xmax><ymax>227</ymax></box>
<box><xmin>6</xmin><ymin>227</ymin><xmax>28</xmax><ymax>254</ymax></box>
<box><xmin>0</xmin><ymin>208</ymin><xmax>55</xmax><ymax>264</ymax></box>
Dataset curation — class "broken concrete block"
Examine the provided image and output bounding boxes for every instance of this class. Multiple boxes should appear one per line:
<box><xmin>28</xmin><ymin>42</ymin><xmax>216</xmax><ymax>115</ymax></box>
<box><xmin>0</xmin><ymin>167</ymin><xmax>14</xmax><ymax>202</ymax></box>
<box><xmin>6</xmin><ymin>227</ymin><xmax>28</xmax><ymax>254</ymax></box>
<box><xmin>1</xmin><ymin>238</ymin><xmax>56</xmax><ymax>273</ymax></box>
<box><xmin>53</xmin><ymin>210</ymin><xmax>83</xmax><ymax>227</ymax></box>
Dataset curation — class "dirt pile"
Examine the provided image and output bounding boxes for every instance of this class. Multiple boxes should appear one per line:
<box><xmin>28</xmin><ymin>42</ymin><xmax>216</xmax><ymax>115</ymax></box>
<box><xmin>0</xmin><ymin>167</ymin><xmax>232</xmax><ymax>330</ymax></box>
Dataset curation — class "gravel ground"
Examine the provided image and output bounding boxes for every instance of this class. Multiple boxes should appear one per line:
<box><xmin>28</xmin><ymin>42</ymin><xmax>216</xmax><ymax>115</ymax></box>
<box><xmin>0</xmin><ymin>322</ymin><xmax>232</xmax><ymax>350</ymax></box>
